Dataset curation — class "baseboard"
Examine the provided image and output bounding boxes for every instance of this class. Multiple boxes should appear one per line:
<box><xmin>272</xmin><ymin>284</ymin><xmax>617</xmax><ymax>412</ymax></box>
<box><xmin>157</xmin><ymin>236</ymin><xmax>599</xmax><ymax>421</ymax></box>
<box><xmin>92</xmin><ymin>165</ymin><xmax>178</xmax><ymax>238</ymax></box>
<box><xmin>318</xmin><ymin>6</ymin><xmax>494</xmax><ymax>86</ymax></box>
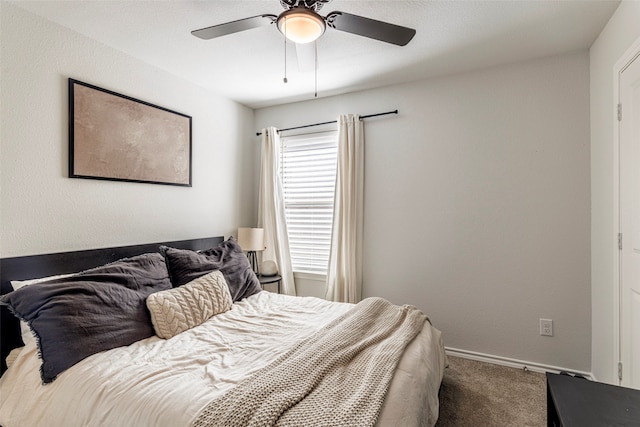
<box><xmin>445</xmin><ymin>347</ymin><xmax>594</xmax><ymax>380</ymax></box>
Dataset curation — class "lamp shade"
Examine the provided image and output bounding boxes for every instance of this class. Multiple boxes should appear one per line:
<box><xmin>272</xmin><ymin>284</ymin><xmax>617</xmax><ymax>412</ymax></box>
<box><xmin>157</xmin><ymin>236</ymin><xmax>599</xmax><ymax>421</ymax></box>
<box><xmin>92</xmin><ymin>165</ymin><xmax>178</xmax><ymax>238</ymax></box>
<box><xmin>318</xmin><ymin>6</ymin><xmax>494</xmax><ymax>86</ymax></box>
<box><xmin>277</xmin><ymin>8</ymin><xmax>326</xmax><ymax>44</ymax></box>
<box><xmin>237</xmin><ymin>228</ymin><xmax>265</xmax><ymax>252</ymax></box>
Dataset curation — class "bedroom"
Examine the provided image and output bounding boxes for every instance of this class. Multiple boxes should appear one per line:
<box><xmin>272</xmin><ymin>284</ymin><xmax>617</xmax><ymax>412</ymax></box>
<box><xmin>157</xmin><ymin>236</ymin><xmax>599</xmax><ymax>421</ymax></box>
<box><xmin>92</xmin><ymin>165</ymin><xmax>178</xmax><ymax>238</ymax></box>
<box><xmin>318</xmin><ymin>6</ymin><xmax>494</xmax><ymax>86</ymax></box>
<box><xmin>1</xmin><ymin>0</ymin><xmax>639</xmax><ymax>425</ymax></box>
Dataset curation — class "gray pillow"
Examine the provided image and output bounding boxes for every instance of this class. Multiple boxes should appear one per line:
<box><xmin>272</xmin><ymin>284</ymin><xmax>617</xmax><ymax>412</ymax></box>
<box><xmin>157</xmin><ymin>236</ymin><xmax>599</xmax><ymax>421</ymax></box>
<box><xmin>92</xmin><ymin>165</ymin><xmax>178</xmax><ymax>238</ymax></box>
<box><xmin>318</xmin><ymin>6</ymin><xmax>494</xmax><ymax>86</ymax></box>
<box><xmin>0</xmin><ymin>253</ymin><xmax>171</xmax><ymax>383</ymax></box>
<box><xmin>161</xmin><ymin>238</ymin><xmax>262</xmax><ymax>302</ymax></box>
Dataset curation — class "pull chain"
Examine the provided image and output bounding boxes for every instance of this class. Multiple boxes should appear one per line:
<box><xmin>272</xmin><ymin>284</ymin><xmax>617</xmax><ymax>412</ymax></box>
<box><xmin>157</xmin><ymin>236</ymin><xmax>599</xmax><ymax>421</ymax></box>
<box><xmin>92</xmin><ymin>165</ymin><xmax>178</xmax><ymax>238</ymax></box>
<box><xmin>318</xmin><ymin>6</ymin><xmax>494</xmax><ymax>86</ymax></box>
<box><xmin>314</xmin><ymin>40</ymin><xmax>318</xmax><ymax>97</ymax></box>
<box><xmin>283</xmin><ymin>17</ymin><xmax>288</xmax><ymax>83</ymax></box>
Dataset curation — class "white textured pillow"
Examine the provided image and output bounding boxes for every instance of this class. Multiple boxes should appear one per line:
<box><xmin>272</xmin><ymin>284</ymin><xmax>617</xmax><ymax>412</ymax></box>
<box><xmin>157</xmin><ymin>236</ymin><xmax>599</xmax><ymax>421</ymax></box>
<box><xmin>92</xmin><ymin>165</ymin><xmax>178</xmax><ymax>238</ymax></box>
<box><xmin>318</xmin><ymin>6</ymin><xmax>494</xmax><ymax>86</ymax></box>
<box><xmin>146</xmin><ymin>270</ymin><xmax>232</xmax><ymax>339</ymax></box>
<box><xmin>11</xmin><ymin>274</ymin><xmax>75</xmax><ymax>346</ymax></box>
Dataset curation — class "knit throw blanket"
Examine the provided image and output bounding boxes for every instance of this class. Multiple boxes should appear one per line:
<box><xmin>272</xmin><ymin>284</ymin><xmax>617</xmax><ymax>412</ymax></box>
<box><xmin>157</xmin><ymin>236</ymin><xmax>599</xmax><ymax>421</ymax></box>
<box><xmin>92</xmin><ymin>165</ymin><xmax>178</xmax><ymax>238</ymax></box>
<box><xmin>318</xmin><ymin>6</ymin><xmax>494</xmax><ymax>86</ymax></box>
<box><xmin>193</xmin><ymin>297</ymin><xmax>428</xmax><ymax>427</ymax></box>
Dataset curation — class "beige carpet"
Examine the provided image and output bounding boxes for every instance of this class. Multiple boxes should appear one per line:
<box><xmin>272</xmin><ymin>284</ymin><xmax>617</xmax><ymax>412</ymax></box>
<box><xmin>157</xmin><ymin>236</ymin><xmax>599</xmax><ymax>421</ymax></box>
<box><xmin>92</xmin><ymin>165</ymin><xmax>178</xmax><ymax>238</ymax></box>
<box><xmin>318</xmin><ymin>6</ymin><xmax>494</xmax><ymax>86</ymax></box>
<box><xmin>435</xmin><ymin>355</ymin><xmax>546</xmax><ymax>426</ymax></box>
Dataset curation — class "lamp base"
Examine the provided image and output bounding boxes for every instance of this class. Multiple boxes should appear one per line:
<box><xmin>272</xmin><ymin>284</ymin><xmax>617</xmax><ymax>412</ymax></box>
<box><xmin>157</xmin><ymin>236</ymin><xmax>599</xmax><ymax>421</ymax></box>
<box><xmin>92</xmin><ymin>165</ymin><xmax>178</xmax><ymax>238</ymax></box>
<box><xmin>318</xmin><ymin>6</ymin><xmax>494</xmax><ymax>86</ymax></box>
<box><xmin>247</xmin><ymin>251</ymin><xmax>260</xmax><ymax>276</ymax></box>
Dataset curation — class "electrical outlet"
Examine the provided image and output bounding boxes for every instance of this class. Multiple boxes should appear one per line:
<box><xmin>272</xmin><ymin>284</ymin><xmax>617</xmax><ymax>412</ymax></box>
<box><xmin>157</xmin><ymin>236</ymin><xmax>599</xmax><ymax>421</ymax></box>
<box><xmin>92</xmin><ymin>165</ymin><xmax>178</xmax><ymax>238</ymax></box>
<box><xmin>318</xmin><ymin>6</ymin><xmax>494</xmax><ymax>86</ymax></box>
<box><xmin>540</xmin><ymin>319</ymin><xmax>553</xmax><ymax>336</ymax></box>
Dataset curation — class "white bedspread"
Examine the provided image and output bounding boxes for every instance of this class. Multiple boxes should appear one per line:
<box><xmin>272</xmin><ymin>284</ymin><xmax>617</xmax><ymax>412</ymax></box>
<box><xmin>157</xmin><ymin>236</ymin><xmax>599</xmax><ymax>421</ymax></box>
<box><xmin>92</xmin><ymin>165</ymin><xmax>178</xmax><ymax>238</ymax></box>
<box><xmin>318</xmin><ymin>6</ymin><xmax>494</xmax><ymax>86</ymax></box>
<box><xmin>0</xmin><ymin>292</ymin><xmax>445</xmax><ymax>427</ymax></box>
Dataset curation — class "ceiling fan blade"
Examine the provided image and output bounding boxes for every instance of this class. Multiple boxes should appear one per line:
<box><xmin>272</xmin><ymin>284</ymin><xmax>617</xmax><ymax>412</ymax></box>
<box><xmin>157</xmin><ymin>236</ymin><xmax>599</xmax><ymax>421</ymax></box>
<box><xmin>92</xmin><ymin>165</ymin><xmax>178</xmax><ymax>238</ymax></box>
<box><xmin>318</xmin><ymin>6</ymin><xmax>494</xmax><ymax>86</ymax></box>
<box><xmin>295</xmin><ymin>42</ymin><xmax>315</xmax><ymax>73</ymax></box>
<box><xmin>191</xmin><ymin>14</ymin><xmax>277</xmax><ymax>40</ymax></box>
<box><xmin>325</xmin><ymin>11</ymin><xmax>415</xmax><ymax>46</ymax></box>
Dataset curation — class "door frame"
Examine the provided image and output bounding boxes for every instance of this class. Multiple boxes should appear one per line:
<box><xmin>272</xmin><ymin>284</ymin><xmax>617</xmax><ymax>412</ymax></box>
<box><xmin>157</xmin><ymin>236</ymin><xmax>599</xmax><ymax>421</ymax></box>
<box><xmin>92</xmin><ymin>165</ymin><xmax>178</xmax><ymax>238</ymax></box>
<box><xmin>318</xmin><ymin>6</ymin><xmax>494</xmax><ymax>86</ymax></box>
<box><xmin>613</xmin><ymin>36</ymin><xmax>640</xmax><ymax>386</ymax></box>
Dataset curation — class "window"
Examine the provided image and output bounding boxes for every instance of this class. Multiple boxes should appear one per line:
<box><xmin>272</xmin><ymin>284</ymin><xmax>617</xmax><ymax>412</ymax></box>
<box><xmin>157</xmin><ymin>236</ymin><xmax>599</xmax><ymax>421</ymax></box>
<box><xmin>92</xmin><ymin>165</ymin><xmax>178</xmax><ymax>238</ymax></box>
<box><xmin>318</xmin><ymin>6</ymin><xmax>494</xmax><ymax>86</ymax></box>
<box><xmin>280</xmin><ymin>131</ymin><xmax>338</xmax><ymax>276</ymax></box>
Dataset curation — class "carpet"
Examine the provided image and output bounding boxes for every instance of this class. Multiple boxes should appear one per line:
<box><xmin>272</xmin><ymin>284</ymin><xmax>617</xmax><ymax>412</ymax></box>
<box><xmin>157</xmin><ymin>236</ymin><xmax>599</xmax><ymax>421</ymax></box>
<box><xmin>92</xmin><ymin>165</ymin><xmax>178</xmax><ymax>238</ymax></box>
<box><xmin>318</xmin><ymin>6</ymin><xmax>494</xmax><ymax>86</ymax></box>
<box><xmin>435</xmin><ymin>355</ymin><xmax>546</xmax><ymax>426</ymax></box>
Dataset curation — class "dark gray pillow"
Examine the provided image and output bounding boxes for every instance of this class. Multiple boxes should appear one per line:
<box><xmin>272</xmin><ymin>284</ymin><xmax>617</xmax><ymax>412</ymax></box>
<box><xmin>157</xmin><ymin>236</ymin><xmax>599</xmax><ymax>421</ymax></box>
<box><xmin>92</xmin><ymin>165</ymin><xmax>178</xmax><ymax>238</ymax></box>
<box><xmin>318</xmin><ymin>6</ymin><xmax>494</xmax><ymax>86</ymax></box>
<box><xmin>0</xmin><ymin>253</ymin><xmax>171</xmax><ymax>383</ymax></box>
<box><xmin>161</xmin><ymin>238</ymin><xmax>261</xmax><ymax>302</ymax></box>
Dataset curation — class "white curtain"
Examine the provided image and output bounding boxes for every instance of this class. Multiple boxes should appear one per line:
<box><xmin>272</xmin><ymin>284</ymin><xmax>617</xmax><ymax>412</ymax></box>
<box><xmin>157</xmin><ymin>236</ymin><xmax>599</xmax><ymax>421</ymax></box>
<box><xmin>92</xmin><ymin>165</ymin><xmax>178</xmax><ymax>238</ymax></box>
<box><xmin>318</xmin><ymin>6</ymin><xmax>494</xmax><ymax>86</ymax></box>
<box><xmin>257</xmin><ymin>127</ymin><xmax>296</xmax><ymax>296</ymax></box>
<box><xmin>325</xmin><ymin>114</ymin><xmax>364</xmax><ymax>303</ymax></box>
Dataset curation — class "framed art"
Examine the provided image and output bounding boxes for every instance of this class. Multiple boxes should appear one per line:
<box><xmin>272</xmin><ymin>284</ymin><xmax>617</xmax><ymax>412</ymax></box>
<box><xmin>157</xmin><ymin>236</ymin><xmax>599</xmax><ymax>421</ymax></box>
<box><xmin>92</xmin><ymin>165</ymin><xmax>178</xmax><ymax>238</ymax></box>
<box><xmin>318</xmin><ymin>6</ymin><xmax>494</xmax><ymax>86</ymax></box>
<box><xmin>69</xmin><ymin>78</ymin><xmax>192</xmax><ymax>187</ymax></box>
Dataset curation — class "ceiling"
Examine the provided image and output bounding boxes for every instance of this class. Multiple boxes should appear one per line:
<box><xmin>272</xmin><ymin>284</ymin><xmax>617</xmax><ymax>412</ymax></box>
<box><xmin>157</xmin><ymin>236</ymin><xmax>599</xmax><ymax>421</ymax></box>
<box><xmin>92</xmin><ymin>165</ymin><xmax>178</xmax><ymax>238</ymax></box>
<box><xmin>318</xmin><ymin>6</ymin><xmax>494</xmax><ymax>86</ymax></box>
<box><xmin>12</xmin><ymin>0</ymin><xmax>619</xmax><ymax>109</ymax></box>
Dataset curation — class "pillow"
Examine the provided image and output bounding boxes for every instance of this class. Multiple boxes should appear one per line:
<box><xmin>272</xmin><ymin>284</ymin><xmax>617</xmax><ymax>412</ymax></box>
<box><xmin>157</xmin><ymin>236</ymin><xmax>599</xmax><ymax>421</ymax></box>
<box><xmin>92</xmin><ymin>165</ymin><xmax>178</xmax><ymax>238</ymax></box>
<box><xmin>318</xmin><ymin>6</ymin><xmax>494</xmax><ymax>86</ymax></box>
<box><xmin>146</xmin><ymin>270</ymin><xmax>232</xmax><ymax>339</ymax></box>
<box><xmin>11</xmin><ymin>273</ymin><xmax>75</xmax><ymax>346</ymax></box>
<box><xmin>0</xmin><ymin>253</ymin><xmax>171</xmax><ymax>383</ymax></box>
<box><xmin>11</xmin><ymin>273</ymin><xmax>76</xmax><ymax>290</ymax></box>
<box><xmin>161</xmin><ymin>238</ymin><xmax>261</xmax><ymax>302</ymax></box>
<box><xmin>5</xmin><ymin>347</ymin><xmax>23</xmax><ymax>369</ymax></box>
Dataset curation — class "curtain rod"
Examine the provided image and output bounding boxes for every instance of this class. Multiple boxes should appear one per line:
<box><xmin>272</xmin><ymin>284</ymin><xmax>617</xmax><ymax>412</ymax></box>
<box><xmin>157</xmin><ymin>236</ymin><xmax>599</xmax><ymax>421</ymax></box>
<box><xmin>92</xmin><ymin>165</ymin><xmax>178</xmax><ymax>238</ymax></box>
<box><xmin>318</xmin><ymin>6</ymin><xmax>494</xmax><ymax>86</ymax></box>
<box><xmin>255</xmin><ymin>110</ymin><xmax>398</xmax><ymax>136</ymax></box>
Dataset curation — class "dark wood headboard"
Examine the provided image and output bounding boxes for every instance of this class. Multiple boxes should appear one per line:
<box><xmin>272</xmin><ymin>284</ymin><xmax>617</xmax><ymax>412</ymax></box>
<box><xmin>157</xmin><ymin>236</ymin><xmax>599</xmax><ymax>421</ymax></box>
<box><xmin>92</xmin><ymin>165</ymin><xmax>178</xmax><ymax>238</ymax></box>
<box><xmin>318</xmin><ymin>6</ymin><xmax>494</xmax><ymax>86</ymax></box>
<box><xmin>0</xmin><ymin>236</ymin><xmax>224</xmax><ymax>375</ymax></box>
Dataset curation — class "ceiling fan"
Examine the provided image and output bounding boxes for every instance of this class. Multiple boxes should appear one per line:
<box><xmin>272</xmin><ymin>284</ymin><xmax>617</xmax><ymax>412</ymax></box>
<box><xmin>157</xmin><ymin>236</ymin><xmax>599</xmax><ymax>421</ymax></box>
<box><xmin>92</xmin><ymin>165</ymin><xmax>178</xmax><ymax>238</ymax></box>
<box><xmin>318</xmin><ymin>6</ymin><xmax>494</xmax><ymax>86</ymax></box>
<box><xmin>191</xmin><ymin>0</ymin><xmax>416</xmax><ymax>47</ymax></box>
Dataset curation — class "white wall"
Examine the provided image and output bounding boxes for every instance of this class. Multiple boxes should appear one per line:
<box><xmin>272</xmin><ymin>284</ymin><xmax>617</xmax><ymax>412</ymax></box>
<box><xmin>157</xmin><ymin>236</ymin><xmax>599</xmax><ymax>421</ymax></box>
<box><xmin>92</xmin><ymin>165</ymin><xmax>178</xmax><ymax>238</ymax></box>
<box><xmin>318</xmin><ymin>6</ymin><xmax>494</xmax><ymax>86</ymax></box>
<box><xmin>256</xmin><ymin>51</ymin><xmax>592</xmax><ymax>371</ymax></box>
<box><xmin>0</xmin><ymin>3</ymin><xmax>256</xmax><ymax>257</ymax></box>
<box><xmin>590</xmin><ymin>0</ymin><xmax>640</xmax><ymax>384</ymax></box>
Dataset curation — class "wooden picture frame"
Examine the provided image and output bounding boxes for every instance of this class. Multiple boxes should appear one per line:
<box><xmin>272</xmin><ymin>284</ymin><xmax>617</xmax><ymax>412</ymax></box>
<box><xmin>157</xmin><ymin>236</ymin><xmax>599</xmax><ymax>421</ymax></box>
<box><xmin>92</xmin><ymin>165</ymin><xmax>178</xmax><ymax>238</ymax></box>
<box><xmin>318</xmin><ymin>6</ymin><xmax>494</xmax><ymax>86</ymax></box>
<box><xmin>69</xmin><ymin>78</ymin><xmax>192</xmax><ymax>187</ymax></box>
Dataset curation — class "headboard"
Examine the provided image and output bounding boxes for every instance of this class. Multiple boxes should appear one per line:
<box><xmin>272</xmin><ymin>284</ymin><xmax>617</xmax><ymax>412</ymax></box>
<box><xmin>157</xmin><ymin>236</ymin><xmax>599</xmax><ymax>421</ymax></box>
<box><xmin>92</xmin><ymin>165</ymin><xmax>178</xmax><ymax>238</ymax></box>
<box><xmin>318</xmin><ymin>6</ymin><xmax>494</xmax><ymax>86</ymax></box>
<box><xmin>0</xmin><ymin>236</ymin><xmax>225</xmax><ymax>375</ymax></box>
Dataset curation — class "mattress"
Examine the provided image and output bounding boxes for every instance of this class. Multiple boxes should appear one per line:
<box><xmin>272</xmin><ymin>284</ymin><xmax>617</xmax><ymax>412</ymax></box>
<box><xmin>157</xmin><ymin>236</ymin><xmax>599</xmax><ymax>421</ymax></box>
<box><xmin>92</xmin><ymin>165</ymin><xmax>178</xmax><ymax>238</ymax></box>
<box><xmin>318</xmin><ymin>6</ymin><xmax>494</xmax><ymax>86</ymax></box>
<box><xmin>0</xmin><ymin>291</ymin><xmax>445</xmax><ymax>427</ymax></box>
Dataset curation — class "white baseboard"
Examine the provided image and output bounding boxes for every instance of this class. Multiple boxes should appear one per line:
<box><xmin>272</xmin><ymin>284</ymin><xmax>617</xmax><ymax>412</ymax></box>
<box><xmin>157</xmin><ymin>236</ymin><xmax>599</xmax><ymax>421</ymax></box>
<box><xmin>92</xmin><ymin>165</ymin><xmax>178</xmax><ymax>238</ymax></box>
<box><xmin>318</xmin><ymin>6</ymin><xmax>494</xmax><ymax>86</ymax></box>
<box><xmin>445</xmin><ymin>347</ymin><xmax>593</xmax><ymax>380</ymax></box>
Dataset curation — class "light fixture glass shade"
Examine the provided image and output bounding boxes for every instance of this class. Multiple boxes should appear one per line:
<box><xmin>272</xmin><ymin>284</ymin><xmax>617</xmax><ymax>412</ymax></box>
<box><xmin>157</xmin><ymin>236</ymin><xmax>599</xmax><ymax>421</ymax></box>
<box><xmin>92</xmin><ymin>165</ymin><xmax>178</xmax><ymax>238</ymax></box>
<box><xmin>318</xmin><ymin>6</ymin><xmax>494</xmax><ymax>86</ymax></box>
<box><xmin>237</xmin><ymin>227</ymin><xmax>265</xmax><ymax>252</ymax></box>
<box><xmin>277</xmin><ymin>8</ymin><xmax>326</xmax><ymax>44</ymax></box>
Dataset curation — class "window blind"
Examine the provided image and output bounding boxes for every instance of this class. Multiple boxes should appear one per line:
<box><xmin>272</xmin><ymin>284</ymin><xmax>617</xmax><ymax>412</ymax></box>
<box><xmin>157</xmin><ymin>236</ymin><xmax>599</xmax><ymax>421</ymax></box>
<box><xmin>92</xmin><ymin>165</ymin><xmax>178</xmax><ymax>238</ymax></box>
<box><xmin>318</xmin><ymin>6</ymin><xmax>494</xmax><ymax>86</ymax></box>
<box><xmin>280</xmin><ymin>131</ymin><xmax>338</xmax><ymax>275</ymax></box>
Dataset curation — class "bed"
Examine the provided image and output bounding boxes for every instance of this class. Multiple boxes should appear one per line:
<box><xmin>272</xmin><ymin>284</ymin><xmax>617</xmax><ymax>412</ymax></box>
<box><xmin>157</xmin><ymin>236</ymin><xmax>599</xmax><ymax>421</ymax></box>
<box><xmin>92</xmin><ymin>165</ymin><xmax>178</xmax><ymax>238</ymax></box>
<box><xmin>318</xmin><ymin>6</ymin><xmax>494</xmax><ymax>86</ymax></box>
<box><xmin>0</xmin><ymin>237</ymin><xmax>446</xmax><ymax>427</ymax></box>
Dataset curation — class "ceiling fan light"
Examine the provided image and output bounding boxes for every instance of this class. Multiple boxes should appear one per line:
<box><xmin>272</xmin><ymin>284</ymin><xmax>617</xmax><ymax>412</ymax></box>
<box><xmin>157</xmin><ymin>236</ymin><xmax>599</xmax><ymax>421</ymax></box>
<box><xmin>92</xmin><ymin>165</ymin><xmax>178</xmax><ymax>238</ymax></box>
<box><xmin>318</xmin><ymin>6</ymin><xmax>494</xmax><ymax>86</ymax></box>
<box><xmin>277</xmin><ymin>8</ymin><xmax>326</xmax><ymax>44</ymax></box>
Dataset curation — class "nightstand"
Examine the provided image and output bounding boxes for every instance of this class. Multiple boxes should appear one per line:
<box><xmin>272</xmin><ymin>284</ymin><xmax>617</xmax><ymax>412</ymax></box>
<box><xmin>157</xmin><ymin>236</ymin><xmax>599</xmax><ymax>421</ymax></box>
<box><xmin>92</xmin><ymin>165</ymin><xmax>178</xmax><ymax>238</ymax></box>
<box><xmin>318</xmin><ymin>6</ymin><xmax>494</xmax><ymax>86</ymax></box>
<box><xmin>546</xmin><ymin>372</ymin><xmax>640</xmax><ymax>426</ymax></box>
<box><xmin>258</xmin><ymin>274</ymin><xmax>281</xmax><ymax>293</ymax></box>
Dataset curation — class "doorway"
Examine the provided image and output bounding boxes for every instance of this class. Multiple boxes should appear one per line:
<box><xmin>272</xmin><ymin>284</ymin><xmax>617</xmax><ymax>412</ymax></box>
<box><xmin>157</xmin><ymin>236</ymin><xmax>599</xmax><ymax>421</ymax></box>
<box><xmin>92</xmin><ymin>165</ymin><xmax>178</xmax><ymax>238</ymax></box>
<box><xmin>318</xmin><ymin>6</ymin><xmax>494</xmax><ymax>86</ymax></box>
<box><xmin>618</xmin><ymin>48</ymin><xmax>640</xmax><ymax>389</ymax></box>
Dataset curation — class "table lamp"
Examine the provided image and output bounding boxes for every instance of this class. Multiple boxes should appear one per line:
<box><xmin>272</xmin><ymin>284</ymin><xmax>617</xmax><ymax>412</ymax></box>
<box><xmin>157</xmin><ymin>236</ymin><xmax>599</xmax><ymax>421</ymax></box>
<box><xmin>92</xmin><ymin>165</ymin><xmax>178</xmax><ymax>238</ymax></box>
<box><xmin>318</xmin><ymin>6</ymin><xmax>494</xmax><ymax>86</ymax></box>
<box><xmin>237</xmin><ymin>227</ymin><xmax>265</xmax><ymax>275</ymax></box>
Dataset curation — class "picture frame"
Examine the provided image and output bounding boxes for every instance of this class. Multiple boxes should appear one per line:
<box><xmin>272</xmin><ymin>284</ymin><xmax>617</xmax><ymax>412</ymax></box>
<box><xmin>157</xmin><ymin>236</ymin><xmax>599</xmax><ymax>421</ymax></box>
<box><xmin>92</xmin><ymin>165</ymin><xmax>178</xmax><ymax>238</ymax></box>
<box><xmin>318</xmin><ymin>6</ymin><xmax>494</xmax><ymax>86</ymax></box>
<box><xmin>69</xmin><ymin>78</ymin><xmax>192</xmax><ymax>187</ymax></box>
